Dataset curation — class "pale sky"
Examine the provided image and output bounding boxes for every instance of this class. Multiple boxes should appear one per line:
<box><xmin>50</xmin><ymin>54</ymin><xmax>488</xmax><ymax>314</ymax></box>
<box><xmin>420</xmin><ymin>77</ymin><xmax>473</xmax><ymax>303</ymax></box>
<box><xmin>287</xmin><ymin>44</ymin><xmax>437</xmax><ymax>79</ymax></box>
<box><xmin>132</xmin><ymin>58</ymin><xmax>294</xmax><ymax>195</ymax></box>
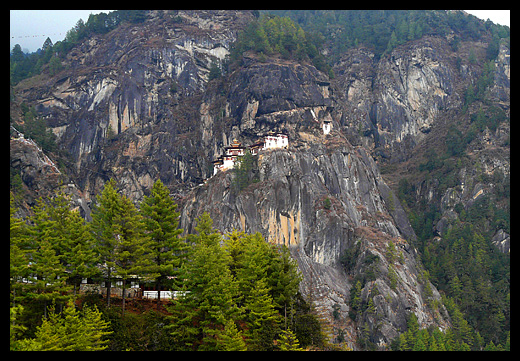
<box><xmin>10</xmin><ymin>10</ymin><xmax>113</xmax><ymax>53</ymax></box>
<box><xmin>10</xmin><ymin>10</ymin><xmax>510</xmax><ymax>53</ymax></box>
<box><xmin>464</xmin><ymin>10</ymin><xmax>510</xmax><ymax>27</ymax></box>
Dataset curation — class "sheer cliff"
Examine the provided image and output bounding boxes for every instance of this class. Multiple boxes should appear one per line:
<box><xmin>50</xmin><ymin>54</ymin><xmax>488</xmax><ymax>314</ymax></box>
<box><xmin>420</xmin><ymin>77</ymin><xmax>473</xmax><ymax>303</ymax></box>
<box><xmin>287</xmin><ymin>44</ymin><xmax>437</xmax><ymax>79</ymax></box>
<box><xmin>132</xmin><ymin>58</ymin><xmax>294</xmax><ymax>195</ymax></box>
<box><xmin>11</xmin><ymin>10</ymin><xmax>509</xmax><ymax>349</ymax></box>
<box><xmin>12</xmin><ymin>10</ymin><xmax>254</xmax><ymax>202</ymax></box>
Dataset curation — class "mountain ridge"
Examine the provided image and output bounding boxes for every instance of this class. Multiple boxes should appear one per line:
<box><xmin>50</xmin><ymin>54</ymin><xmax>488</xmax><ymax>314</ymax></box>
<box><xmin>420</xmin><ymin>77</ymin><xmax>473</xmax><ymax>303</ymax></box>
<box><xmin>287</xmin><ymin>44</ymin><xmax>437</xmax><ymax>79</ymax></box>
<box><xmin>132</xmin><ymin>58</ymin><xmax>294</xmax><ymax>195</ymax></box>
<box><xmin>10</xmin><ymin>10</ymin><xmax>509</xmax><ymax>350</ymax></box>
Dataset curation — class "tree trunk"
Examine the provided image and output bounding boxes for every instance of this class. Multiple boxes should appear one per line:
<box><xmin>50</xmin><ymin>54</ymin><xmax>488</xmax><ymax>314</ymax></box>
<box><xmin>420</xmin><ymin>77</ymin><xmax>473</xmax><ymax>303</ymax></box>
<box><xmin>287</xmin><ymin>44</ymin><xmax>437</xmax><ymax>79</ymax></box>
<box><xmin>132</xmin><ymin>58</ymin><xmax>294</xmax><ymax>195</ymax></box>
<box><xmin>157</xmin><ymin>277</ymin><xmax>161</xmax><ymax>310</ymax></box>
<box><xmin>122</xmin><ymin>279</ymin><xmax>126</xmax><ymax>319</ymax></box>
<box><xmin>284</xmin><ymin>303</ymin><xmax>287</xmax><ymax>330</ymax></box>
<box><xmin>106</xmin><ymin>269</ymin><xmax>111</xmax><ymax>307</ymax></box>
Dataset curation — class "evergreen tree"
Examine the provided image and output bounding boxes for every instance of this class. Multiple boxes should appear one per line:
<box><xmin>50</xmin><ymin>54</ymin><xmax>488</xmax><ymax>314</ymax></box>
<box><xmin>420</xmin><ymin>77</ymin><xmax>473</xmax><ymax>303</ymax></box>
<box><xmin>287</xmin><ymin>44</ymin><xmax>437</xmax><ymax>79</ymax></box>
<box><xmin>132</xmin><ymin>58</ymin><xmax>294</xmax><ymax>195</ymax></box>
<box><xmin>431</xmin><ymin>328</ymin><xmax>447</xmax><ymax>351</ymax></box>
<box><xmin>443</xmin><ymin>296</ymin><xmax>473</xmax><ymax>348</ymax></box>
<box><xmin>10</xmin><ymin>194</ymin><xmax>29</xmax><ymax>308</ymax></box>
<box><xmin>268</xmin><ymin>244</ymin><xmax>301</xmax><ymax>326</ymax></box>
<box><xmin>244</xmin><ymin>278</ymin><xmax>280</xmax><ymax>350</ymax></box>
<box><xmin>31</xmin><ymin>300</ymin><xmax>112</xmax><ymax>351</ymax></box>
<box><xmin>41</xmin><ymin>37</ymin><xmax>53</xmax><ymax>52</ymax></box>
<box><xmin>224</xmin><ymin>229</ymin><xmax>248</xmax><ymax>277</ymax></box>
<box><xmin>405</xmin><ymin>313</ymin><xmax>419</xmax><ymax>346</ymax></box>
<box><xmin>225</xmin><ymin>230</ymin><xmax>303</xmax><ymax>342</ymax></box>
<box><xmin>10</xmin><ymin>305</ymin><xmax>28</xmax><ymax>351</ymax></box>
<box><xmin>413</xmin><ymin>329</ymin><xmax>429</xmax><ymax>351</ymax></box>
<box><xmin>46</xmin><ymin>192</ymin><xmax>99</xmax><ymax>295</ymax></box>
<box><xmin>167</xmin><ymin>213</ymin><xmax>240</xmax><ymax>350</ymax></box>
<box><xmin>349</xmin><ymin>280</ymin><xmax>362</xmax><ymax>321</ymax></box>
<box><xmin>236</xmin><ymin>232</ymin><xmax>272</xmax><ymax>299</ymax></box>
<box><xmin>386</xmin><ymin>31</ymin><xmax>398</xmax><ymax>53</ymax></box>
<box><xmin>449</xmin><ymin>274</ymin><xmax>463</xmax><ymax>303</ymax></box>
<box><xmin>277</xmin><ymin>328</ymin><xmax>303</xmax><ymax>351</ymax></box>
<box><xmin>140</xmin><ymin>179</ymin><xmax>185</xmax><ymax>307</ymax></box>
<box><xmin>388</xmin><ymin>264</ymin><xmax>398</xmax><ymax>290</ymax></box>
<box><xmin>89</xmin><ymin>179</ymin><xmax>121</xmax><ymax>307</ymax></box>
<box><xmin>217</xmin><ymin>319</ymin><xmax>247</xmax><ymax>351</ymax></box>
<box><xmin>113</xmin><ymin>195</ymin><xmax>154</xmax><ymax>317</ymax></box>
<box><xmin>64</xmin><ymin>209</ymin><xmax>99</xmax><ymax>295</ymax></box>
<box><xmin>386</xmin><ymin>240</ymin><xmax>397</xmax><ymax>263</ymax></box>
<box><xmin>25</xmin><ymin>199</ymin><xmax>71</xmax><ymax>316</ymax></box>
<box><xmin>398</xmin><ymin>333</ymin><xmax>409</xmax><ymax>351</ymax></box>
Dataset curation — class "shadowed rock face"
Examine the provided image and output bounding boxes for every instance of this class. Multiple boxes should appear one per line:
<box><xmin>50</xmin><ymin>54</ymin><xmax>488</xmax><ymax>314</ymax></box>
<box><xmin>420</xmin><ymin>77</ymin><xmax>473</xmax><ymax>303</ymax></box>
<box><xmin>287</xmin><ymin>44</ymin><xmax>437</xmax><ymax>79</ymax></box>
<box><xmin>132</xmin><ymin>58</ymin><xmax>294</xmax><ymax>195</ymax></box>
<box><xmin>16</xmin><ymin>10</ymin><xmax>255</xmax><ymax>201</ymax></box>
<box><xmin>332</xmin><ymin>37</ymin><xmax>458</xmax><ymax>162</ymax></box>
<box><xmin>12</xmin><ymin>10</ymin><xmax>510</xmax><ymax>349</ymax></box>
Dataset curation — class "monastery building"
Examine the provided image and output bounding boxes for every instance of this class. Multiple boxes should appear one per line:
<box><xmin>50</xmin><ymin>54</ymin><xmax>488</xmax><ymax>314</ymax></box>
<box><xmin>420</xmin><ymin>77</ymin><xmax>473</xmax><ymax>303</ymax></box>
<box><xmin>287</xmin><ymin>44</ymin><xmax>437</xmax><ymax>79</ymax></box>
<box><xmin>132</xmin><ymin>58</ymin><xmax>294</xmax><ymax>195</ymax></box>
<box><xmin>213</xmin><ymin>132</ymin><xmax>288</xmax><ymax>175</ymax></box>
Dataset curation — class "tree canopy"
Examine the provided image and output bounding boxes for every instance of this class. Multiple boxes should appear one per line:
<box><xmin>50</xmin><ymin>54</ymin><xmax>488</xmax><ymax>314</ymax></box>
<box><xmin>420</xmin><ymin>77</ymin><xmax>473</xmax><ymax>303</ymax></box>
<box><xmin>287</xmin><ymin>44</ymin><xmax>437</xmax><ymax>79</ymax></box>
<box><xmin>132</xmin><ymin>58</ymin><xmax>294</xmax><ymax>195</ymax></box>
<box><xmin>10</xmin><ymin>180</ymin><xmax>325</xmax><ymax>351</ymax></box>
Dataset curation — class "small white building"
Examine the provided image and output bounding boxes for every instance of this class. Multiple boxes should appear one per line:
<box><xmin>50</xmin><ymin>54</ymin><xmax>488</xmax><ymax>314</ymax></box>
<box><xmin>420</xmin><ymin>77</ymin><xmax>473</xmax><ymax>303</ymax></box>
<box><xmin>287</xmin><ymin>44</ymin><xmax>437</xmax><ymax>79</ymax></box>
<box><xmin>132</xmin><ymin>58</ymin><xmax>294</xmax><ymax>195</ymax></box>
<box><xmin>212</xmin><ymin>133</ymin><xmax>289</xmax><ymax>175</ymax></box>
<box><xmin>323</xmin><ymin>119</ymin><xmax>332</xmax><ymax>135</ymax></box>
<box><xmin>263</xmin><ymin>132</ymin><xmax>288</xmax><ymax>150</ymax></box>
<box><xmin>212</xmin><ymin>139</ymin><xmax>246</xmax><ymax>174</ymax></box>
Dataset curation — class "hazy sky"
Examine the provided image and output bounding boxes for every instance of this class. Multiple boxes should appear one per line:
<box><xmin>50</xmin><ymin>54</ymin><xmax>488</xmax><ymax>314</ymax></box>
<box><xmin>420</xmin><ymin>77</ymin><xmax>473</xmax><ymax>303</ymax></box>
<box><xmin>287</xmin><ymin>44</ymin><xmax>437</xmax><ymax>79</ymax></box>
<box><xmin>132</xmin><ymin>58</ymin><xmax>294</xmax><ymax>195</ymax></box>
<box><xmin>10</xmin><ymin>10</ymin><xmax>113</xmax><ymax>53</ymax></box>
<box><xmin>465</xmin><ymin>10</ymin><xmax>510</xmax><ymax>27</ymax></box>
<box><xmin>10</xmin><ymin>10</ymin><xmax>510</xmax><ymax>53</ymax></box>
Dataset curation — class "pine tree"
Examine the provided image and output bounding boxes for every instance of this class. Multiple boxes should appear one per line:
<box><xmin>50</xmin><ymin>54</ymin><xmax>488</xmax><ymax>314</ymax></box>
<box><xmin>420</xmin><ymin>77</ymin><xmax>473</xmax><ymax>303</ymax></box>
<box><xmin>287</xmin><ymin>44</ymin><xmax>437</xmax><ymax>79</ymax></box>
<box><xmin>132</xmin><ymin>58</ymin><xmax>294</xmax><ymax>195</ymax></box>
<box><xmin>244</xmin><ymin>278</ymin><xmax>280</xmax><ymax>350</ymax></box>
<box><xmin>65</xmin><ymin>209</ymin><xmax>99</xmax><ymax>295</ymax></box>
<box><xmin>349</xmin><ymin>280</ymin><xmax>362</xmax><ymax>320</ymax></box>
<box><xmin>236</xmin><ymin>232</ymin><xmax>271</xmax><ymax>299</ymax></box>
<box><xmin>367</xmin><ymin>297</ymin><xmax>376</xmax><ymax>314</ymax></box>
<box><xmin>10</xmin><ymin>305</ymin><xmax>29</xmax><ymax>351</ymax></box>
<box><xmin>404</xmin><ymin>313</ymin><xmax>419</xmax><ymax>348</ymax></box>
<box><xmin>90</xmin><ymin>179</ymin><xmax>122</xmax><ymax>307</ymax></box>
<box><xmin>443</xmin><ymin>296</ymin><xmax>473</xmax><ymax>348</ymax></box>
<box><xmin>277</xmin><ymin>328</ymin><xmax>303</xmax><ymax>351</ymax></box>
<box><xmin>388</xmin><ymin>264</ymin><xmax>398</xmax><ymax>290</ymax></box>
<box><xmin>217</xmin><ymin>319</ymin><xmax>247</xmax><ymax>351</ymax></box>
<box><xmin>224</xmin><ymin>229</ymin><xmax>248</xmax><ymax>277</ymax></box>
<box><xmin>10</xmin><ymin>194</ymin><xmax>29</xmax><ymax>308</ymax></box>
<box><xmin>167</xmin><ymin>213</ymin><xmax>240</xmax><ymax>350</ymax></box>
<box><xmin>398</xmin><ymin>333</ymin><xmax>409</xmax><ymax>351</ymax></box>
<box><xmin>441</xmin><ymin>329</ymin><xmax>453</xmax><ymax>350</ymax></box>
<box><xmin>41</xmin><ymin>37</ymin><xmax>53</xmax><ymax>52</ymax></box>
<box><xmin>431</xmin><ymin>328</ymin><xmax>447</xmax><ymax>351</ymax></box>
<box><xmin>413</xmin><ymin>329</ymin><xmax>429</xmax><ymax>351</ymax></box>
<box><xmin>386</xmin><ymin>240</ymin><xmax>397</xmax><ymax>263</ymax></box>
<box><xmin>46</xmin><ymin>192</ymin><xmax>99</xmax><ymax>295</ymax></box>
<box><xmin>449</xmin><ymin>274</ymin><xmax>463</xmax><ymax>303</ymax></box>
<box><xmin>31</xmin><ymin>300</ymin><xmax>112</xmax><ymax>350</ymax></box>
<box><xmin>25</xmin><ymin>198</ymin><xmax>71</xmax><ymax>316</ymax></box>
<box><xmin>113</xmin><ymin>195</ymin><xmax>154</xmax><ymax>317</ymax></box>
<box><xmin>268</xmin><ymin>244</ymin><xmax>301</xmax><ymax>327</ymax></box>
<box><xmin>141</xmin><ymin>179</ymin><xmax>185</xmax><ymax>307</ymax></box>
<box><xmin>195</xmin><ymin>214</ymin><xmax>240</xmax><ymax>350</ymax></box>
<box><xmin>386</xmin><ymin>31</ymin><xmax>398</xmax><ymax>53</ymax></box>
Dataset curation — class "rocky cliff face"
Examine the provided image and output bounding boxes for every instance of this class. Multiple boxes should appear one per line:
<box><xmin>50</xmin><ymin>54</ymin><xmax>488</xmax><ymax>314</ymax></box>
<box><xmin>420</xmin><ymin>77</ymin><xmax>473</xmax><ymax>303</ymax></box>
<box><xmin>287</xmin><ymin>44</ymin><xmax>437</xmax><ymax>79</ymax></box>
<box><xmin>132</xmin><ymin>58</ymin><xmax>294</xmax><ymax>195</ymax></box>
<box><xmin>15</xmin><ymin>10</ymin><xmax>254</xmax><ymax>201</ymax></box>
<box><xmin>180</xmin><ymin>139</ymin><xmax>449</xmax><ymax>348</ymax></box>
<box><xmin>174</xmin><ymin>43</ymin><xmax>450</xmax><ymax>346</ymax></box>
<box><xmin>10</xmin><ymin>127</ymin><xmax>89</xmax><ymax>219</ymax></box>
<box><xmin>11</xmin><ymin>10</ymin><xmax>509</xmax><ymax>349</ymax></box>
<box><xmin>331</xmin><ymin>35</ymin><xmax>510</xmax><ymax>255</ymax></box>
<box><xmin>333</xmin><ymin>36</ymin><xmax>460</xmax><ymax>162</ymax></box>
